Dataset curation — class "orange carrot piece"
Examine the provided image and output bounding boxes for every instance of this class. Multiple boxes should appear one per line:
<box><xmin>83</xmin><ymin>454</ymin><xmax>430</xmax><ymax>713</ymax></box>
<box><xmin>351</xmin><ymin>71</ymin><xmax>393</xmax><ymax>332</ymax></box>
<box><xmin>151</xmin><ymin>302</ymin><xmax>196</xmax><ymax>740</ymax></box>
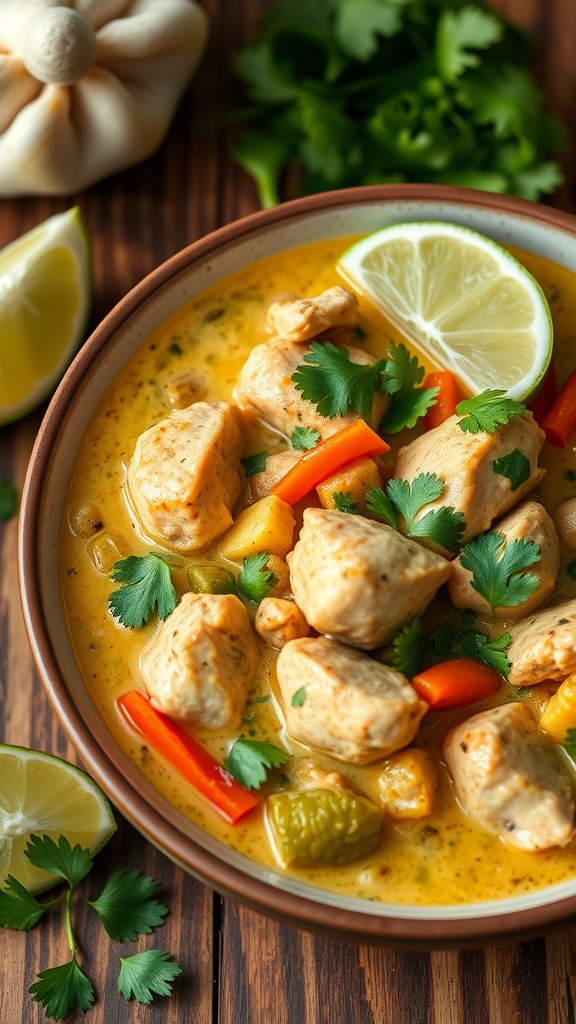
<box><xmin>540</xmin><ymin>370</ymin><xmax>576</xmax><ymax>447</ymax></box>
<box><xmin>117</xmin><ymin>690</ymin><xmax>260</xmax><ymax>824</ymax></box>
<box><xmin>527</xmin><ymin>363</ymin><xmax>556</xmax><ymax>424</ymax></box>
<box><xmin>411</xmin><ymin>658</ymin><xmax>501</xmax><ymax>710</ymax></box>
<box><xmin>271</xmin><ymin>420</ymin><xmax>390</xmax><ymax>505</ymax></box>
<box><xmin>423</xmin><ymin>371</ymin><xmax>457</xmax><ymax>429</ymax></box>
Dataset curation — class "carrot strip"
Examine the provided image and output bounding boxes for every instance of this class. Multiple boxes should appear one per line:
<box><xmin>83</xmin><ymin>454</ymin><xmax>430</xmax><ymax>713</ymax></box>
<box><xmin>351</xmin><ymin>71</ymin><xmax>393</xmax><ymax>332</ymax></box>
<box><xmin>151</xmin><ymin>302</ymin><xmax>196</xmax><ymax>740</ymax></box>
<box><xmin>271</xmin><ymin>420</ymin><xmax>390</xmax><ymax>505</ymax></box>
<box><xmin>117</xmin><ymin>690</ymin><xmax>259</xmax><ymax>824</ymax></box>
<box><xmin>423</xmin><ymin>371</ymin><xmax>458</xmax><ymax>429</ymax></box>
<box><xmin>527</xmin><ymin>363</ymin><xmax>556</xmax><ymax>425</ymax></box>
<box><xmin>540</xmin><ymin>370</ymin><xmax>576</xmax><ymax>447</ymax></box>
<box><xmin>411</xmin><ymin>658</ymin><xmax>501</xmax><ymax>710</ymax></box>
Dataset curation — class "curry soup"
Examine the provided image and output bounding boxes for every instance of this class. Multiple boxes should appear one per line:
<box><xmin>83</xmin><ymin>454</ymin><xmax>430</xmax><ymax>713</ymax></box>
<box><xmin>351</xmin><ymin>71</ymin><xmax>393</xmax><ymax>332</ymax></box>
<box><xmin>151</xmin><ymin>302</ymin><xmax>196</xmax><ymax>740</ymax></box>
<box><xmin>60</xmin><ymin>236</ymin><xmax>576</xmax><ymax>906</ymax></box>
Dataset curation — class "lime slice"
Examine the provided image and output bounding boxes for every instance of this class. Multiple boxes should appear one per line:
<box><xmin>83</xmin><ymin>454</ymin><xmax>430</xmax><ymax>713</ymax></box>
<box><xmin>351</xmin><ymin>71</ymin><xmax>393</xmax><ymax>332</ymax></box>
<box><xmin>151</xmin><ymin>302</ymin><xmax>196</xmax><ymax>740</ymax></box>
<box><xmin>0</xmin><ymin>744</ymin><xmax>116</xmax><ymax>893</ymax></box>
<box><xmin>338</xmin><ymin>221</ymin><xmax>553</xmax><ymax>401</ymax></box>
<box><xmin>0</xmin><ymin>206</ymin><xmax>91</xmax><ymax>425</ymax></box>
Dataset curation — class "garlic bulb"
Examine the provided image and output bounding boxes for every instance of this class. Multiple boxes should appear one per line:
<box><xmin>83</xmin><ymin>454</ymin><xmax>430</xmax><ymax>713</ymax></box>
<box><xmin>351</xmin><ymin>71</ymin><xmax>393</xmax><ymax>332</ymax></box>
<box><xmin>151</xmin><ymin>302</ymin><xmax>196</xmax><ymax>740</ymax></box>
<box><xmin>0</xmin><ymin>0</ymin><xmax>208</xmax><ymax>195</ymax></box>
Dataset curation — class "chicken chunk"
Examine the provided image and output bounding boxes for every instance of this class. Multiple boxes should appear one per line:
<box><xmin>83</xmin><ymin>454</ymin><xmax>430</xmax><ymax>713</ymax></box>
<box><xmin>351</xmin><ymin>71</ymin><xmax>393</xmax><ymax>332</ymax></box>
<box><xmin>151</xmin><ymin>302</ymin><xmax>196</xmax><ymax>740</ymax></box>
<box><xmin>127</xmin><ymin>401</ymin><xmax>243</xmax><ymax>554</ymax></box>
<box><xmin>288</xmin><ymin>508</ymin><xmax>452</xmax><ymax>649</ymax></box>
<box><xmin>443</xmin><ymin>703</ymin><xmax>575</xmax><ymax>851</ymax></box>
<box><xmin>254</xmin><ymin>597</ymin><xmax>310</xmax><ymax>649</ymax></box>
<box><xmin>277</xmin><ymin>636</ymin><xmax>427</xmax><ymax>765</ymax></box>
<box><xmin>234</xmin><ymin>337</ymin><xmax>387</xmax><ymax>439</ymax></box>
<box><xmin>507</xmin><ymin>599</ymin><xmax>576</xmax><ymax>687</ymax></box>
<box><xmin>267</xmin><ymin>286</ymin><xmax>359</xmax><ymax>342</ymax></box>
<box><xmin>448</xmin><ymin>500</ymin><xmax>560</xmax><ymax>618</ymax></box>
<box><xmin>393</xmin><ymin>411</ymin><xmax>545</xmax><ymax>556</ymax></box>
<box><xmin>140</xmin><ymin>592</ymin><xmax>259</xmax><ymax>730</ymax></box>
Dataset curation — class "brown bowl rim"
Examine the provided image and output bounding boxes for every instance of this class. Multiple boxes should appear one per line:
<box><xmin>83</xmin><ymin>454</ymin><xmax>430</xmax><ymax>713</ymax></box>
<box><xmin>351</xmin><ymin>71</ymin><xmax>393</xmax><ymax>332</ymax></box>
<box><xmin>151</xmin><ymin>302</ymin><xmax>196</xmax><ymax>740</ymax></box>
<box><xmin>18</xmin><ymin>182</ymin><xmax>576</xmax><ymax>948</ymax></box>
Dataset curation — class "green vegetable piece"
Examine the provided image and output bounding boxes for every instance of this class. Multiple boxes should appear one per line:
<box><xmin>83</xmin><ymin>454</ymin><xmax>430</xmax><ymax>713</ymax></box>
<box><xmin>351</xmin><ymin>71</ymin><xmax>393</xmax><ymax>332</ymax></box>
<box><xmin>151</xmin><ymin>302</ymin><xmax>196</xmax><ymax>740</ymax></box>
<box><xmin>267</xmin><ymin>788</ymin><xmax>381</xmax><ymax>867</ymax></box>
<box><xmin>456</xmin><ymin>389</ymin><xmax>525</xmax><ymax>434</ymax></box>
<box><xmin>187</xmin><ymin>564</ymin><xmax>238</xmax><ymax>595</ymax></box>
<box><xmin>0</xmin><ymin>480</ymin><xmax>18</xmax><ymax>520</ymax></box>
<box><xmin>492</xmin><ymin>447</ymin><xmax>530</xmax><ymax>491</ymax></box>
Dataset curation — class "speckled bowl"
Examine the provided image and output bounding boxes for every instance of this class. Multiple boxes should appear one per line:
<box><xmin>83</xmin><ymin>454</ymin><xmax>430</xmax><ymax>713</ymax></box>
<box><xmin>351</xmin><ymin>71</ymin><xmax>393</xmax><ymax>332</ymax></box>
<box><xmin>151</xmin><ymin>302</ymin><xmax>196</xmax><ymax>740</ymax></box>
<box><xmin>19</xmin><ymin>184</ymin><xmax>576</xmax><ymax>949</ymax></box>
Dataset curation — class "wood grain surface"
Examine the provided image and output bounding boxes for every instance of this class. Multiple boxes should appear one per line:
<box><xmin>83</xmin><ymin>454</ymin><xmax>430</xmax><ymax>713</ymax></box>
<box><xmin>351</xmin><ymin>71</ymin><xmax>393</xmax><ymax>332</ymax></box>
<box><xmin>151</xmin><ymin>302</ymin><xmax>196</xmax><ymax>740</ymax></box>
<box><xmin>2</xmin><ymin>1</ymin><xmax>576</xmax><ymax>1022</ymax></box>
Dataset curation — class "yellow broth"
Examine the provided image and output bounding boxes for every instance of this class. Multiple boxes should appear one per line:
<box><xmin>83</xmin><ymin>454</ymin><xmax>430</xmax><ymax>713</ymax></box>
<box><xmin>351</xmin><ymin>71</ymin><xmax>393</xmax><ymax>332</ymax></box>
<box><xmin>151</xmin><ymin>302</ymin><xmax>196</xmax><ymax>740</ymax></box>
<box><xmin>60</xmin><ymin>236</ymin><xmax>576</xmax><ymax>905</ymax></box>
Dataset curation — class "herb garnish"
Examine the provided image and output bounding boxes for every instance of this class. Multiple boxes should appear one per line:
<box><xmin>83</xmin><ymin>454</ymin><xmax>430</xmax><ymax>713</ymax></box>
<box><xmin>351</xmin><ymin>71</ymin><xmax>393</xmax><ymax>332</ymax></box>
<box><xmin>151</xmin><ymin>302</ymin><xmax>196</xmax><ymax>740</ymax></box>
<box><xmin>379</xmin><ymin>343</ymin><xmax>439</xmax><ymax>434</ymax></box>
<box><xmin>0</xmin><ymin>479</ymin><xmax>18</xmax><ymax>520</ymax></box>
<box><xmin>456</xmin><ymin>389</ymin><xmax>525</xmax><ymax>434</ymax></box>
<box><xmin>333</xmin><ymin>491</ymin><xmax>361</xmax><ymax>514</ymax></box>
<box><xmin>241</xmin><ymin>450</ymin><xmax>268</xmax><ymax>477</ymax></box>
<box><xmin>459</xmin><ymin>530</ymin><xmax>541</xmax><ymax>610</ymax></box>
<box><xmin>291</xmin><ymin>687</ymin><xmax>307</xmax><ymax>707</ymax></box>
<box><xmin>366</xmin><ymin>472</ymin><xmax>465</xmax><ymax>551</ymax></box>
<box><xmin>392</xmin><ymin>617</ymin><xmax>426</xmax><ymax>678</ymax></box>
<box><xmin>291</xmin><ymin>426</ymin><xmax>320</xmax><ymax>451</ymax></box>
<box><xmin>428</xmin><ymin>623</ymin><xmax>512</xmax><ymax>676</ymax></box>
<box><xmin>0</xmin><ymin>835</ymin><xmax>180</xmax><ymax>1019</ymax></box>
<box><xmin>562</xmin><ymin>728</ymin><xmax>576</xmax><ymax>761</ymax></box>
<box><xmin>108</xmin><ymin>553</ymin><xmax>177</xmax><ymax>628</ymax></box>
<box><xmin>224</xmin><ymin>739</ymin><xmax>290</xmax><ymax>790</ymax></box>
<box><xmin>238</xmin><ymin>551</ymin><xmax>278</xmax><ymax>602</ymax></box>
<box><xmin>492</xmin><ymin>448</ymin><xmax>530</xmax><ymax>490</ymax></box>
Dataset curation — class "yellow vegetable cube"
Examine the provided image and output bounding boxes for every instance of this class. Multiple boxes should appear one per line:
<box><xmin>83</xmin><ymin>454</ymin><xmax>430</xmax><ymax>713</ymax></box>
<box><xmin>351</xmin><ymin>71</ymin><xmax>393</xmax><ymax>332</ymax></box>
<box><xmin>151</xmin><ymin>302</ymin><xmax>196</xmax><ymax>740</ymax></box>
<box><xmin>540</xmin><ymin>674</ymin><xmax>576</xmax><ymax>742</ymax></box>
<box><xmin>219</xmin><ymin>494</ymin><xmax>296</xmax><ymax>560</ymax></box>
<box><xmin>377</xmin><ymin>747</ymin><xmax>438</xmax><ymax>820</ymax></box>
<box><xmin>316</xmin><ymin>456</ymin><xmax>381</xmax><ymax>514</ymax></box>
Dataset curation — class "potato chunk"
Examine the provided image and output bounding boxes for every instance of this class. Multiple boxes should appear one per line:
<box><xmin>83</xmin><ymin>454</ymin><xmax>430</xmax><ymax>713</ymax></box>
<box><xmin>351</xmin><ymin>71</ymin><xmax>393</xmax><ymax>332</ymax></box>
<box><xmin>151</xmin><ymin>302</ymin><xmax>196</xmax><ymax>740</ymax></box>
<box><xmin>219</xmin><ymin>494</ymin><xmax>296</xmax><ymax>560</ymax></box>
<box><xmin>540</xmin><ymin>674</ymin><xmax>576</xmax><ymax>742</ymax></box>
<box><xmin>378</xmin><ymin>748</ymin><xmax>438</xmax><ymax>819</ymax></box>
<box><xmin>316</xmin><ymin>456</ymin><xmax>381</xmax><ymax>513</ymax></box>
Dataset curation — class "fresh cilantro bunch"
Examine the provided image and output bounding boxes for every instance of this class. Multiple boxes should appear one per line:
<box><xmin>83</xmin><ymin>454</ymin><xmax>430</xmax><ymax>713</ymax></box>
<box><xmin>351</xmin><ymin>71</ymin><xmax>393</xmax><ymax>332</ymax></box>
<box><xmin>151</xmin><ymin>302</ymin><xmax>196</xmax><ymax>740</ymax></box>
<box><xmin>0</xmin><ymin>835</ymin><xmax>181</xmax><ymax>1020</ymax></box>
<box><xmin>230</xmin><ymin>0</ymin><xmax>564</xmax><ymax>206</ymax></box>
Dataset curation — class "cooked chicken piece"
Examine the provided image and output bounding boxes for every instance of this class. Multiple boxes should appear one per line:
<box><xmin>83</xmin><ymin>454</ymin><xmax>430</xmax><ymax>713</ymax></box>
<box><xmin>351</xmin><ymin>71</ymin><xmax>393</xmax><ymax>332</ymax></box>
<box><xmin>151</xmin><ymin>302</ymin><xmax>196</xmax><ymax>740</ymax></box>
<box><xmin>265</xmin><ymin>555</ymin><xmax>292</xmax><ymax>598</ymax></box>
<box><xmin>127</xmin><ymin>401</ymin><xmax>243</xmax><ymax>554</ymax></box>
<box><xmin>377</xmin><ymin>747</ymin><xmax>438</xmax><ymax>820</ymax></box>
<box><xmin>277</xmin><ymin>636</ymin><xmax>427</xmax><ymax>765</ymax></box>
<box><xmin>553</xmin><ymin>496</ymin><xmax>576</xmax><ymax>550</ymax></box>
<box><xmin>286</xmin><ymin>759</ymin><xmax>350</xmax><ymax>791</ymax></box>
<box><xmin>393</xmin><ymin>411</ymin><xmax>545</xmax><ymax>557</ymax></box>
<box><xmin>443</xmin><ymin>703</ymin><xmax>575</xmax><ymax>851</ymax></box>
<box><xmin>254</xmin><ymin>597</ymin><xmax>309</xmax><ymax>649</ymax></box>
<box><xmin>234</xmin><ymin>337</ymin><xmax>387</xmax><ymax>439</ymax></box>
<box><xmin>448</xmin><ymin>500</ymin><xmax>560</xmax><ymax>618</ymax></box>
<box><xmin>267</xmin><ymin>286</ymin><xmax>359</xmax><ymax>343</ymax></box>
<box><xmin>140</xmin><ymin>592</ymin><xmax>259</xmax><ymax>730</ymax></box>
<box><xmin>507</xmin><ymin>599</ymin><xmax>576</xmax><ymax>687</ymax></box>
<box><xmin>288</xmin><ymin>507</ymin><xmax>452</xmax><ymax>649</ymax></box>
<box><xmin>316</xmin><ymin>456</ymin><xmax>382</xmax><ymax>514</ymax></box>
<box><xmin>247</xmin><ymin>449</ymin><xmax>303</xmax><ymax>504</ymax></box>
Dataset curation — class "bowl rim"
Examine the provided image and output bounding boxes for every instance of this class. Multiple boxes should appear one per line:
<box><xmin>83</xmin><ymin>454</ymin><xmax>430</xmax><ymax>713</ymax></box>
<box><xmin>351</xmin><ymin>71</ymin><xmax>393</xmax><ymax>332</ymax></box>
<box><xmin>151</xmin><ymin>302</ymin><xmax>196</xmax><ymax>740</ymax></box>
<box><xmin>18</xmin><ymin>182</ymin><xmax>576</xmax><ymax>948</ymax></box>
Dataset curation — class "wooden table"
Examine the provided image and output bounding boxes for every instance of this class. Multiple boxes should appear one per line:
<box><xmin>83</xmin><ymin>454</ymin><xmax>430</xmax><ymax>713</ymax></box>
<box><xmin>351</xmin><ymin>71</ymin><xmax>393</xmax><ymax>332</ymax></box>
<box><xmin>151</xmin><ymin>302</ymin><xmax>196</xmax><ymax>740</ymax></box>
<box><xmin>2</xmin><ymin>1</ymin><xmax>576</xmax><ymax>1020</ymax></box>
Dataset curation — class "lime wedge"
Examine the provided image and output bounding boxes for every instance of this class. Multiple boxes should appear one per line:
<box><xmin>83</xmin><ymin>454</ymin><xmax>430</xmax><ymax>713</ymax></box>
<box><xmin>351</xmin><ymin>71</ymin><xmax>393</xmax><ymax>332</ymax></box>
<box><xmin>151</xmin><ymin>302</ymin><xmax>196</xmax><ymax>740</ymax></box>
<box><xmin>338</xmin><ymin>221</ymin><xmax>553</xmax><ymax>401</ymax></box>
<box><xmin>0</xmin><ymin>744</ymin><xmax>116</xmax><ymax>893</ymax></box>
<box><xmin>0</xmin><ymin>207</ymin><xmax>91</xmax><ymax>425</ymax></box>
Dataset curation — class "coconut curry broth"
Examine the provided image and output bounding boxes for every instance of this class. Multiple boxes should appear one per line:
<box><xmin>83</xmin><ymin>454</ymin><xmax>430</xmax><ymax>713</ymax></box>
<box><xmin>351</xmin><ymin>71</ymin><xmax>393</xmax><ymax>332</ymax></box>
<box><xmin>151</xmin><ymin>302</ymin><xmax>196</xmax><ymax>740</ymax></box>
<box><xmin>60</xmin><ymin>236</ymin><xmax>576</xmax><ymax>906</ymax></box>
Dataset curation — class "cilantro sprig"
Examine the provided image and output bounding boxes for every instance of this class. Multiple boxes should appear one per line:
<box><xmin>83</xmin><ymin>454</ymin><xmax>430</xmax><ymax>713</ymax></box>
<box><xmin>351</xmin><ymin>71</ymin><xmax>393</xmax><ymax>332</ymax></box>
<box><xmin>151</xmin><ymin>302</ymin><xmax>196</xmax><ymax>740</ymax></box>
<box><xmin>291</xmin><ymin>426</ymin><xmax>320</xmax><ymax>451</ymax></box>
<box><xmin>224</xmin><ymin>738</ymin><xmax>290</xmax><ymax>790</ymax></box>
<box><xmin>391</xmin><ymin>617</ymin><xmax>426</xmax><ymax>679</ymax></box>
<box><xmin>456</xmin><ymin>389</ymin><xmax>525</xmax><ymax>434</ymax></box>
<box><xmin>241</xmin><ymin>450</ymin><xmax>268</xmax><ymax>477</ymax></box>
<box><xmin>459</xmin><ymin>530</ymin><xmax>541</xmax><ymax>610</ymax></box>
<box><xmin>366</xmin><ymin>472</ymin><xmax>465</xmax><ymax>552</ymax></box>
<box><xmin>109</xmin><ymin>553</ymin><xmax>177</xmax><ymax>628</ymax></box>
<box><xmin>238</xmin><ymin>551</ymin><xmax>278</xmax><ymax>602</ymax></box>
<box><xmin>0</xmin><ymin>834</ymin><xmax>180</xmax><ymax>1020</ymax></box>
<box><xmin>428</xmin><ymin>623</ymin><xmax>512</xmax><ymax>676</ymax></box>
<box><xmin>562</xmin><ymin>728</ymin><xmax>576</xmax><ymax>761</ymax></box>
<box><xmin>379</xmin><ymin>344</ymin><xmax>439</xmax><ymax>434</ymax></box>
<box><xmin>333</xmin><ymin>491</ymin><xmax>361</xmax><ymax>514</ymax></box>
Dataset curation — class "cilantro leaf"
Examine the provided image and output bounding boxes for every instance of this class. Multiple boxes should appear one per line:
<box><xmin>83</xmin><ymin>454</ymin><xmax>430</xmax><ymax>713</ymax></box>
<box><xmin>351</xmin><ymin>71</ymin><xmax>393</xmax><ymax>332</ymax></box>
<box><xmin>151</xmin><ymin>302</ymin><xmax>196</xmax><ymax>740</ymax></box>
<box><xmin>378</xmin><ymin>343</ymin><xmax>438</xmax><ymax>433</ymax></box>
<box><xmin>87</xmin><ymin>868</ymin><xmax>169</xmax><ymax>942</ymax></box>
<box><xmin>379</xmin><ymin>386</ymin><xmax>438</xmax><ymax>434</ymax></box>
<box><xmin>492</xmin><ymin>448</ymin><xmax>530</xmax><ymax>491</ymax></box>
<box><xmin>563</xmin><ymin>728</ymin><xmax>576</xmax><ymax>761</ymax></box>
<box><xmin>387</xmin><ymin>474</ymin><xmax>444</xmax><ymax>530</ymax></box>
<box><xmin>459</xmin><ymin>530</ymin><xmax>541</xmax><ymax>610</ymax></box>
<box><xmin>29</xmin><ymin>958</ymin><xmax>95</xmax><ymax>1021</ymax></box>
<box><xmin>291</xmin><ymin>686</ymin><xmax>306</xmax><ymax>707</ymax></box>
<box><xmin>241</xmin><ymin>450</ymin><xmax>268</xmax><ymax>477</ymax></box>
<box><xmin>428</xmin><ymin>624</ymin><xmax>511</xmax><ymax>675</ymax></box>
<box><xmin>456</xmin><ymin>390</ymin><xmax>525</xmax><ymax>434</ymax></box>
<box><xmin>224</xmin><ymin>739</ymin><xmax>290</xmax><ymax>790</ymax></box>
<box><xmin>407</xmin><ymin>505</ymin><xmax>466</xmax><ymax>552</ymax></box>
<box><xmin>335</xmin><ymin>0</ymin><xmax>405</xmax><ymax>61</ymax></box>
<box><xmin>365</xmin><ymin>486</ymin><xmax>399</xmax><ymax>529</ymax></box>
<box><xmin>436</xmin><ymin>6</ymin><xmax>502</xmax><ymax>84</ymax></box>
<box><xmin>117</xmin><ymin>949</ymin><xmax>182</xmax><ymax>1004</ymax></box>
<box><xmin>25</xmin><ymin>835</ymin><xmax>93</xmax><ymax>889</ymax></box>
<box><xmin>238</xmin><ymin>552</ymin><xmax>278</xmax><ymax>602</ymax></box>
<box><xmin>368</xmin><ymin>474</ymin><xmax>464</xmax><ymax>551</ymax></box>
<box><xmin>0</xmin><ymin>876</ymin><xmax>57</xmax><ymax>930</ymax></box>
<box><xmin>0</xmin><ymin>479</ymin><xmax>18</xmax><ymax>520</ymax></box>
<box><xmin>291</xmin><ymin>426</ymin><xmax>320</xmax><ymax>451</ymax></box>
<box><xmin>391</xmin><ymin>616</ymin><xmax>425</xmax><ymax>678</ymax></box>
<box><xmin>333</xmin><ymin>491</ymin><xmax>361</xmax><ymax>514</ymax></box>
<box><xmin>380</xmin><ymin>342</ymin><xmax>425</xmax><ymax>396</ymax></box>
<box><xmin>108</xmin><ymin>553</ymin><xmax>177</xmax><ymax>629</ymax></box>
<box><xmin>291</xmin><ymin>341</ymin><xmax>385</xmax><ymax>419</ymax></box>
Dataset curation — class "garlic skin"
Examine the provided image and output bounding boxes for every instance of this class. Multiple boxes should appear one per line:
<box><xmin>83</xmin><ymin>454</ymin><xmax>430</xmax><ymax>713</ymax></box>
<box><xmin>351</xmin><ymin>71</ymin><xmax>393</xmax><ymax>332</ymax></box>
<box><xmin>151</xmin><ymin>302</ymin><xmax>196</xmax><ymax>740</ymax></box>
<box><xmin>0</xmin><ymin>0</ymin><xmax>209</xmax><ymax>195</ymax></box>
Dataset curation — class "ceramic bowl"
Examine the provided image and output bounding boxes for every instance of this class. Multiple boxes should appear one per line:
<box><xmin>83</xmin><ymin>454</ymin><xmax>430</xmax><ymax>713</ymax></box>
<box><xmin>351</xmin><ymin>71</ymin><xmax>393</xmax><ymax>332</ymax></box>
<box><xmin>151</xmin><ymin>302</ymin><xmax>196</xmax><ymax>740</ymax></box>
<box><xmin>19</xmin><ymin>184</ymin><xmax>576</xmax><ymax>949</ymax></box>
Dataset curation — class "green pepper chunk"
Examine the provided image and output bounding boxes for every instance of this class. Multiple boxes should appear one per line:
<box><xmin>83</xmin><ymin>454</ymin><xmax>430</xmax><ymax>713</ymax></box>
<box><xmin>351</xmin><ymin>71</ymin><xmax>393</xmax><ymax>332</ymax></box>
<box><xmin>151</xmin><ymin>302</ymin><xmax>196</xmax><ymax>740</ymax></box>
<box><xmin>187</xmin><ymin>564</ymin><xmax>238</xmax><ymax>595</ymax></box>
<box><xmin>267</xmin><ymin>788</ymin><xmax>381</xmax><ymax>867</ymax></box>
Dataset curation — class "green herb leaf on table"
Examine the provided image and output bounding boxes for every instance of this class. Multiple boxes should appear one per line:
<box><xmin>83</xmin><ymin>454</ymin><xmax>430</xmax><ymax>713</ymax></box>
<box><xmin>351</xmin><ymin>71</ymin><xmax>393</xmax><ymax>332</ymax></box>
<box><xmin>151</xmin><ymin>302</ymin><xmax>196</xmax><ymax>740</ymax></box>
<box><xmin>492</xmin><ymin>448</ymin><xmax>530</xmax><ymax>491</ymax></box>
<box><xmin>238</xmin><ymin>552</ymin><xmax>278</xmax><ymax>603</ymax></box>
<box><xmin>0</xmin><ymin>479</ymin><xmax>18</xmax><ymax>520</ymax></box>
<box><xmin>224</xmin><ymin>739</ymin><xmax>290</xmax><ymax>790</ymax></box>
<box><xmin>87</xmin><ymin>868</ymin><xmax>169</xmax><ymax>942</ymax></box>
<box><xmin>459</xmin><ymin>530</ymin><xmax>541</xmax><ymax>610</ymax></box>
<box><xmin>291</xmin><ymin>426</ymin><xmax>320</xmax><ymax>451</ymax></box>
<box><xmin>117</xmin><ymin>949</ymin><xmax>182</xmax><ymax>1004</ymax></box>
<box><xmin>241</xmin><ymin>450</ymin><xmax>268</xmax><ymax>477</ymax></box>
<box><xmin>108</xmin><ymin>553</ymin><xmax>177</xmax><ymax>629</ymax></box>
<box><xmin>392</xmin><ymin>616</ymin><xmax>426</xmax><ymax>678</ymax></box>
<box><xmin>333</xmin><ymin>491</ymin><xmax>361</xmax><ymax>514</ymax></box>
<box><xmin>291</xmin><ymin>341</ymin><xmax>385</xmax><ymax>419</ymax></box>
<box><xmin>456</xmin><ymin>390</ymin><xmax>525</xmax><ymax>434</ymax></box>
<box><xmin>0</xmin><ymin>876</ymin><xmax>57</xmax><ymax>931</ymax></box>
<box><xmin>369</xmin><ymin>473</ymin><xmax>465</xmax><ymax>552</ymax></box>
<box><xmin>291</xmin><ymin>686</ymin><xmax>307</xmax><ymax>707</ymax></box>
<box><xmin>25</xmin><ymin>834</ymin><xmax>93</xmax><ymax>889</ymax></box>
<box><xmin>29</xmin><ymin>958</ymin><xmax>95</xmax><ymax>1021</ymax></box>
<box><xmin>563</xmin><ymin>728</ymin><xmax>576</xmax><ymax>761</ymax></box>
